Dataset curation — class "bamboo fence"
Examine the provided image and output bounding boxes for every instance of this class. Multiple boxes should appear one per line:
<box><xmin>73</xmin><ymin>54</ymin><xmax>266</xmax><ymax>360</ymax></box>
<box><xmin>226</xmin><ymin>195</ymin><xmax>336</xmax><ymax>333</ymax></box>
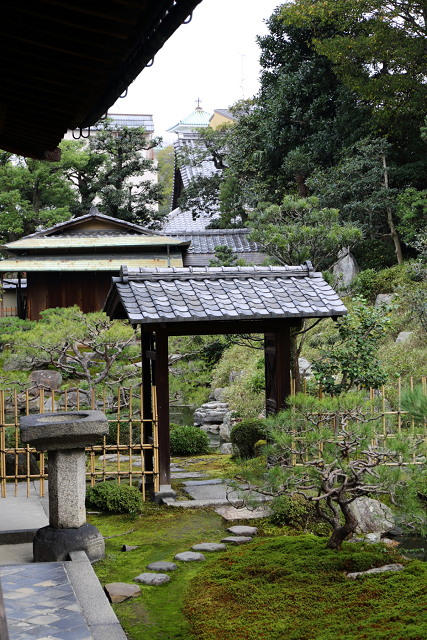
<box><xmin>0</xmin><ymin>385</ymin><xmax>159</xmax><ymax>501</ymax></box>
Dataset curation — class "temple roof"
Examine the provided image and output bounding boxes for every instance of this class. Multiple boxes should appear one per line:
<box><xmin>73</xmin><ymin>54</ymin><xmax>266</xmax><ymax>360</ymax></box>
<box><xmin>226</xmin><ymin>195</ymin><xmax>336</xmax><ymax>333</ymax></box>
<box><xmin>104</xmin><ymin>263</ymin><xmax>347</xmax><ymax>324</ymax></box>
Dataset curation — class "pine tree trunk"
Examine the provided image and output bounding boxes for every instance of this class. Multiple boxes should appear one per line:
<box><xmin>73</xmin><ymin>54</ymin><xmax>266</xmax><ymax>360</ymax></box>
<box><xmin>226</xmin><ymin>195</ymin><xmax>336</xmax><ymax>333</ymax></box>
<box><xmin>297</xmin><ymin>174</ymin><xmax>308</xmax><ymax>198</ymax></box>
<box><xmin>326</xmin><ymin>502</ymin><xmax>358</xmax><ymax>551</ymax></box>
<box><xmin>382</xmin><ymin>154</ymin><xmax>403</xmax><ymax>265</ymax></box>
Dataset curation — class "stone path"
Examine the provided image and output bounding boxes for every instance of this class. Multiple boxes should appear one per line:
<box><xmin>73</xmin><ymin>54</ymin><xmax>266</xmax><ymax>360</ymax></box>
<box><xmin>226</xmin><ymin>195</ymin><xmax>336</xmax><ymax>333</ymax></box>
<box><xmin>133</xmin><ymin>526</ymin><xmax>258</xmax><ymax>585</ymax></box>
<box><xmin>0</xmin><ymin>563</ymin><xmax>92</xmax><ymax>640</ymax></box>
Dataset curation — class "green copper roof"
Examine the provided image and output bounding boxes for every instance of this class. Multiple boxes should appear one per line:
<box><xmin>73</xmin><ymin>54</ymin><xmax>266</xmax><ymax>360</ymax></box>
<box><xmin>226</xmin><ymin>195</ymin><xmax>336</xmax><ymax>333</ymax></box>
<box><xmin>167</xmin><ymin>107</ymin><xmax>212</xmax><ymax>133</ymax></box>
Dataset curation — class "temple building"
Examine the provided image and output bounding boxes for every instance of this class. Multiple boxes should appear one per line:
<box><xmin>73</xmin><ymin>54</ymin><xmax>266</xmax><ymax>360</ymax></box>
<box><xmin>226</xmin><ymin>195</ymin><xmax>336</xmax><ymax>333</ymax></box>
<box><xmin>0</xmin><ymin>209</ymin><xmax>188</xmax><ymax>320</ymax></box>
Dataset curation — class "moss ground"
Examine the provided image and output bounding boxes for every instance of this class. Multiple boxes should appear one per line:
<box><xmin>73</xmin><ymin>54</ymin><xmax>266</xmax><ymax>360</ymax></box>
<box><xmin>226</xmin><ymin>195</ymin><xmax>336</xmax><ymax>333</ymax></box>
<box><xmin>184</xmin><ymin>535</ymin><xmax>427</xmax><ymax>640</ymax></box>
<box><xmin>88</xmin><ymin>504</ymin><xmax>228</xmax><ymax>640</ymax></box>
<box><xmin>88</xmin><ymin>454</ymin><xmax>427</xmax><ymax>640</ymax></box>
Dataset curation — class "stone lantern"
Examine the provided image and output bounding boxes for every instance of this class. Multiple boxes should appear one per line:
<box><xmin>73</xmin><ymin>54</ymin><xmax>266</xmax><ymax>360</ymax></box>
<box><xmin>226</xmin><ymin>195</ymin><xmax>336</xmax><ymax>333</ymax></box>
<box><xmin>20</xmin><ymin>411</ymin><xmax>108</xmax><ymax>562</ymax></box>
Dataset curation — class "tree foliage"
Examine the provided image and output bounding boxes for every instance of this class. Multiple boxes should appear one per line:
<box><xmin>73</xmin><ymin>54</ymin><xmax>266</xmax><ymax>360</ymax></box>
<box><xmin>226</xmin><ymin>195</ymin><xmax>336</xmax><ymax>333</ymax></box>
<box><xmin>248</xmin><ymin>195</ymin><xmax>361</xmax><ymax>271</ymax></box>
<box><xmin>238</xmin><ymin>392</ymin><xmax>425</xmax><ymax>550</ymax></box>
<box><xmin>4</xmin><ymin>307</ymin><xmax>138</xmax><ymax>394</ymax></box>
<box><xmin>0</xmin><ymin>152</ymin><xmax>74</xmax><ymax>243</ymax></box>
<box><xmin>310</xmin><ymin>296</ymin><xmax>392</xmax><ymax>394</ymax></box>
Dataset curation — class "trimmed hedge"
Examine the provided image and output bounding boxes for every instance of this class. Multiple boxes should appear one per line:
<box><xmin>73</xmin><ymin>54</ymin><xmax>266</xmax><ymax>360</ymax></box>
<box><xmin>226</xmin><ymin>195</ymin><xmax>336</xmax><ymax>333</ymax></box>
<box><xmin>170</xmin><ymin>425</ymin><xmax>210</xmax><ymax>456</ymax></box>
<box><xmin>229</xmin><ymin>419</ymin><xmax>266</xmax><ymax>459</ymax></box>
<box><xmin>86</xmin><ymin>481</ymin><xmax>143</xmax><ymax>515</ymax></box>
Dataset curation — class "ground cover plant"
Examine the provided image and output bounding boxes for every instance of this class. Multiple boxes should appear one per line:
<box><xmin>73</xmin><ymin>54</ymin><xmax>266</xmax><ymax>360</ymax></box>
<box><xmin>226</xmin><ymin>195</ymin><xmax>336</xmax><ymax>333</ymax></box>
<box><xmin>184</xmin><ymin>535</ymin><xmax>426</xmax><ymax>640</ymax></box>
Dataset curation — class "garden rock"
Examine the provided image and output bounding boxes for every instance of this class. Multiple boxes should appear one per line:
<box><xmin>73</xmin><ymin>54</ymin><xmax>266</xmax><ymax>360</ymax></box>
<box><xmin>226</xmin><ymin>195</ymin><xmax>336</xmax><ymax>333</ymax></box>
<box><xmin>298</xmin><ymin>357</ymin><xmax>312</xmax><ymax>379</ymax></box>
<box><xmin>146</xmin><ymin>561</ymin><xmax>177</xmax><ymax>571</ymax></box>
<box><xmin>134</xmin><ymin>573</ymin><xmax>170</xmax><ymax>585</ymax></box>
<box><xmin>220</xmin><ymin>443</ymin><xmax>233</xmax><ymax>455</ymax></box>
<box><xmin>5</xmin><ymin>452</ymin><xmax>39</xmax><ymax>477</ymax></box>
<box><xmin>30</xmin><ymin>370</ymin><xmax>62</xmax><ymax>390</ymax></box>
<box><xmin>174</xmin><ymin>551</ymin><xmax>206</xmax><ymax>562</ymax></box>
<box><xmin>220</xmin><ymin>411</ymin><xmax>233</xmax><ymax>441</ymax></box>
<box><xmin>350</xmin><ymin>497</ymin><xmax>395</xmax><ymax>534</ymax></box>
<box><xmin>221</xmin><ymin>536</ymin><xmax>253</xmax><ymax>545</ymax></box>
<box><xmin>333</xmin><ymin>248</ymin><xmax>359</xmax><ymax>287</ymax></box>
<box><xmin>105</xmin><ymin>582</ymin><xmax>140</xmax><ymax>603</ymax></box>
<box><xmin>347</xmin><ymin>564</ymin><xmax>404</xmax><ymax>579</ymax></box>
<box><xmin>210</xmin><ymin>388</ymin><xmax>227</xmax><ymax>402</ymax></box>
<box><xmin>365</xmin><ymin>532</ymin><xmax>381</xmax><ymax>543</ymax></box>
<box><xmin>194</xmin><ymin>402</ymin><xmax>229</xmax><ymax>426</ymax></box>
<box><xmin>375</xmin><ymin>294</ymin><xmax>394</xmax><ymax>307</ymax></box>
<box><xmin>122</xmin><ymin>545</ymin><xmax>138</xmax><ymax>552</ymax></box>
<box><xmin>191</xmin><ymin>543</ymin><xmax>226</xmax><ymax>552</ymax></box>
<box><xmin>59</xmin><ymin>391</ymin><xmax>90</xmax><ymax>407</ymax></box>
<box><xmin>227</xmin><ymin>526</ymin><xmax>258</xmax><ymax>536</ymax></box>
<box><xmin>395</xmin><ymin>331</ymin><xmax>414</xmax><ymax>344</ymax></box>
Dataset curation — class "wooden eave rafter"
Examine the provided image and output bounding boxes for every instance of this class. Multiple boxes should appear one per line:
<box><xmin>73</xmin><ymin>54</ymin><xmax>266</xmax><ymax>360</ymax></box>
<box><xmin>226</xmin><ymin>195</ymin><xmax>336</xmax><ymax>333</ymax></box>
<box><xmin>0</xmin><ymin>0</ymin><xmax>203</xmax><ymax>160</ymax></box>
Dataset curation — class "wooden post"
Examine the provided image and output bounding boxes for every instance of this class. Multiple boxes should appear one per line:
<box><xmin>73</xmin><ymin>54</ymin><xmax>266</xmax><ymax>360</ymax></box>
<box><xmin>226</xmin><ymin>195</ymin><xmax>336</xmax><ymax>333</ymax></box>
<box><xmin>264</xmin><ymin>325</ymin><xmax>291</xmax><ymax>415</ymax></box>
<box><xmin>155</xmin><ymin>329</ymin><xmax>171</xmax><ymax>489</ymax></box>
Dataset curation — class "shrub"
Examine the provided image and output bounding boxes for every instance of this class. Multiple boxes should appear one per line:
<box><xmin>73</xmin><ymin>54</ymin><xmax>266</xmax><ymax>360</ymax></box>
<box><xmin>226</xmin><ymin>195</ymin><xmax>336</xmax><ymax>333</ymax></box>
<box><xmin>229</xmin><ymin>419</ymin><xmax>266</xmax><ymax>459</ymax></box>
<box><xmin>169</xmin><ymin>425</ymin><xmax>210</xmax><ymax>456</ymax></box>
<box><xmin>86</xmin><ymin>481</ymin><xmax>143</xmax><ymax>515</ymax></box>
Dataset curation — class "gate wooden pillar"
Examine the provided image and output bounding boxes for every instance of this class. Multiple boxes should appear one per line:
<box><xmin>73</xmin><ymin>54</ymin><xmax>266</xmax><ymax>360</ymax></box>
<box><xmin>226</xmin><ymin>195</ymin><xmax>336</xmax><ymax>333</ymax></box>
<box><xmin>155</xmin><ymin>329</ymin><xmax>172</xmax><ymax>491</ymax></box>
<box><xmin>264</xmin><ymin>325</ymin><xmax>291</xmax><ymax>415</ymax></box>
<box><xmin>141</xmin><ymin>331</ymin><xmax>154</xmax><ymax>490</ymax></box>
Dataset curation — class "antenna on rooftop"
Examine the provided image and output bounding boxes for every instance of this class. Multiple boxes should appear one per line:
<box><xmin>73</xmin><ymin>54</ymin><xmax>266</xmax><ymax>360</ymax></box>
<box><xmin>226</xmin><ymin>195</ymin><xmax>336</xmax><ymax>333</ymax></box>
<box><xmin>238</xmin><ymin>53</ymin><xmax>246</xmax><ymax>99</ymax></box>
<box><xmin>196</xmin><ymin>97</ymin><xmax>202</xmax><ymax>109</ymax></box>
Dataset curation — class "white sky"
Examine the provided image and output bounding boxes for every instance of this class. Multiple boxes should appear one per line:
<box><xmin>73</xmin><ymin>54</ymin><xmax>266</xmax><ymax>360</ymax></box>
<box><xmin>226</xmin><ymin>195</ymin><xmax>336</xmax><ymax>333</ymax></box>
<box><xmin>109</xmin><ymin>0</ymin><xmax>280</xmax><ymax>145</ymax></box>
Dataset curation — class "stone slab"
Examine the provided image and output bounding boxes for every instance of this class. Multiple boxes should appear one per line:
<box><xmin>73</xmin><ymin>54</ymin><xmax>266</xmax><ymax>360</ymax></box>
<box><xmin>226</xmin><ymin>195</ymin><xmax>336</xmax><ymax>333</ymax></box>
<box><xmin>174</xmin><ymin>552</ymin><xmax>206</xmax><ymax>562</ymax></box>
<box><xmin>0</xmin><ymin>543</ymin><xmax>33</xmax><ymax>565</ymax></box>
<box><xmin>67</xmin><ymin>550</ymin><xmax>127</xmax><ymax>640</ymax></box>
<box><xmin>183</xmin><ymin>479</ymin><xmax>223</xmax><ymax>486</ymax></box>
<box><xmin>163</xmin><ymin>498</ymin><xmax>240</xmax><ymax>508</ymax></box>
<box><xmin>347</xmin><ymin>564</ymin><xmax>404</xmax><ymax>579</ymax></box>
<box><xmin>170</xmin><ymin>467</ymin><xmax>187</xmax><ymax>472</ymax></box>
<box><xmin>170</xmin><ymin>472</ymin><xmax>210</xmax><ymax>479</ymax></box>
<box><xmin>227</xmin><ymin>526</ymin><xmax>258</xmax><ymax>536</ymax></box>
<box><xmin>146</xmin><ymin>561</ymin><xmax>177</xmax><ymax>571</ymax></box>
<box><xmin>122</xmin><ymin>545</ymin><xmax>139</xmax><ymax>552</ymax></box>
<box><xmin>221</xmin><ymin>536</ymin><xmax>253</xmax><ymax>545</ymax></box>
<box><xmin>134</xmin><ymin>573</ymin><xmax>170</xmax><ymax>585</ymax></box>
<box><xmin>215</xmin><ymin>505</ymin><xmax>272</xmax><ymax>520</ymax></box>
<box><xmin>0</xmin><ymin>482</ymin><xmax>49</xmax><ymax>537</ymax></box>
<box><xmin>105</xmin><ymin>582</ymin><xmax>141</xmax><ymax>603</ymax></box>
<box><xmin>191</xmin><ymin>543</ymin><xmax>226</xmax><ymax>552</ymax></box>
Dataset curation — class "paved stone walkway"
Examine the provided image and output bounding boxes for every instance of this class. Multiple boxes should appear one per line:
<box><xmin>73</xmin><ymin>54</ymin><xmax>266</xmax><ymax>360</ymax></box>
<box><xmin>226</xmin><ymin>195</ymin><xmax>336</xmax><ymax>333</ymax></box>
<box><xmin>0</xmin><ymin>563</ymin><xmax>92</xmax><ymax>640</ymax></box>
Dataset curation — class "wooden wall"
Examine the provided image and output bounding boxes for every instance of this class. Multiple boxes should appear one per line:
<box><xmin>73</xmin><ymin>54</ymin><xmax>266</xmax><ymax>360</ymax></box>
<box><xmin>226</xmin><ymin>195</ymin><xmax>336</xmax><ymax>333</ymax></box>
<box><xmin>26</xmin><ymin>271</ymin><xmax>114</xmax><ymax>320</ymax></box>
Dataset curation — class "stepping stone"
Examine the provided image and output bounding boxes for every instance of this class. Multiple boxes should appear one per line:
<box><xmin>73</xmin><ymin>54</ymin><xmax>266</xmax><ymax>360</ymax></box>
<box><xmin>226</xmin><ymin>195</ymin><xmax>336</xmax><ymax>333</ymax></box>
<box><xmin>174</xmin><ymin>551</ymin><xmax>206</xmax><ymax>562</ymax></box>
<box><xmin>347</xmin><ymin>564</ymin><xmax>404</xmax><ymax>580</ymax></box>
<box><xmin>170</xmin><ymin>467</ymin><xmax>187</xmax><ymax>473</ymax></box>
<box><xmin>191</xmin><ymin>543</ymin><xmax>226</xmax><ymax>552</ymax></box>
<box><xmin>184</xmin><ymin>479</ymin><xmax>223</xmax><ymax>486</ymax></box>
<box><xmin>122</xmin><ymin>545</ymin><xmax>138</xmax><ymax>552</ymax></box>
<box><xmin>170</xmin><ymin>472</ymin><xmax>210</xmax><ymax>479</ymax></box>
<box><xmin>227</xmin><ymin>526</ymin><xmax>258</xmax><ymax>536</ymax></box>
<box><xmin>104</xmin><ymin>582</ymin><xmax>141</xmax><ymax>603</ymax></box>
<box><xmin>215</xmin><ymin>505</ymin><xmax>271</xmax><ymax>520</ymax></box>
<box><xmin>146</xmin><ymin>561</ymin><xmax>177</xmax><ymax>571</ymax></box>
<box><xmin>221</xmin><ymin>536</ymin><xmax>253</xmax><ymax>545</ymax></box>
<box><xmin>134</xmin><ymin>573</ymin><xmax>170</xmax><ymax>585</ymax></box>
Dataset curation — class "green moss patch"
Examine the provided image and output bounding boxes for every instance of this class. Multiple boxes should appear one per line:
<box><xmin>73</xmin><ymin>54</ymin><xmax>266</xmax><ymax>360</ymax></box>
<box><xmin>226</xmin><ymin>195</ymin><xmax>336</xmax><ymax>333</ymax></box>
<box><xmin>89</xmin><ymin>507</ymin><xmax>228</xmax><ymax>640</ymax></box>
<box><xmin>184</xmin><ymin>535</ymin><xmax>427</xmax><ymax>640</ymax></box>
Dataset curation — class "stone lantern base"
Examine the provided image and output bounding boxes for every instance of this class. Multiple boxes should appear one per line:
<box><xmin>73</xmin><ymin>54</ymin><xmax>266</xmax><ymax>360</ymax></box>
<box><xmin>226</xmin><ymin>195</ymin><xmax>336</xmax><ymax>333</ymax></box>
<box><xmin>33</xmin><ymin>523</ymin><xmax>105</xmax><ymax>563</ymax></box>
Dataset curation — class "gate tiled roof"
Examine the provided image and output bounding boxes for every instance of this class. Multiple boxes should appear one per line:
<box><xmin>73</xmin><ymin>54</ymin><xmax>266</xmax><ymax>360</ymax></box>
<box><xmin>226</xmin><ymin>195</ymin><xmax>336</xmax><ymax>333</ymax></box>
<box><xmin>105</xmin><ymin>264</ymin><xmax>347</xmax><ymax>324</ymax></box>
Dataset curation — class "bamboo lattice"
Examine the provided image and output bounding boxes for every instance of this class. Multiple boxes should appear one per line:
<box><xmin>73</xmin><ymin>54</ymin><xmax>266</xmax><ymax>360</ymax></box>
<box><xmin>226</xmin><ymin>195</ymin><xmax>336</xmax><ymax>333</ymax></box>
<box><xmin>0</xmin><ymin>385</ymin><xmax>159</xmax><ymax>500</ymax></box>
